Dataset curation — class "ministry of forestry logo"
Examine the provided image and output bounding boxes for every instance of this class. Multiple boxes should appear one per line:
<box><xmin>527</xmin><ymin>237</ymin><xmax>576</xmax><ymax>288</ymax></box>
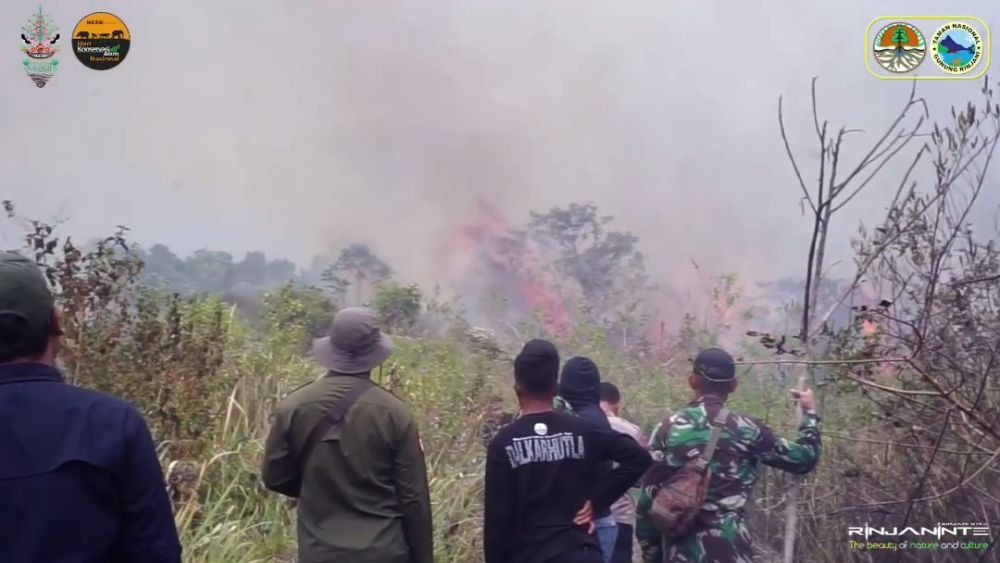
<box><xmin>872</xmin><ymin>22</ymin><xmax>926</xmax><ymax>73</ymax></box>
<box><xmin>931</xmin><ymin>22</ymin><xmax>983</xmax><ymax>74</ymax></box>
<box><xmin>19</xmin><ymin>6</ymin><xmax>61</xmax><ymax>88</ymax></box>
<box><xmin>866</xmin><ymin>16</ymin><xmax>990</xmax><ymax>80</ymax></box>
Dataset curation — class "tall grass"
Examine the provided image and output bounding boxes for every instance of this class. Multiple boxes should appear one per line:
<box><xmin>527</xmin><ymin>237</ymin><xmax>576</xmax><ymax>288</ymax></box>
<box><xmin>146</xmin><ymin>298</ymin><xmax>818</xmax><ymax>562</ymax></box>
<box><xmin>53</xmin><ymin>283</ymin><xmax>887</xmax><ymax>562</ymax></box>
<box><xmin>167</xmin><ymin>313</ymin><xmax>512</xmax><ymax>562</ymax></box>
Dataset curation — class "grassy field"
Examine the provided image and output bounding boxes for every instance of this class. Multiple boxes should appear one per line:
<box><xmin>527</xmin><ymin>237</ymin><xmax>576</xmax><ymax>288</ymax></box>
<box><xmin>58</xmin><ymin>286</ymin><xmax>848</xmax><ymax>562</ymax></box>
<box><xmin>37</xmin><ymin>257</ymin><xmax>937</xmax><ymax>563</ymax></box>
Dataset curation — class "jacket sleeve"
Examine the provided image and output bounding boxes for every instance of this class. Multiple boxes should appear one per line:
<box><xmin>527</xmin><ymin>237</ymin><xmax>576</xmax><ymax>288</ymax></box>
<box><xmin>116</xmin><ymin>409</ymin><xmax>183</xmax><ymax>563</ymax></box>
<box><xmin>261</xmin><ymin>410</ymin><xmax>301</xmax><ymax>498</ymax></box>
<box><xmin>590</xmin><ymin>425</ymin><xmax>653</xmax><ymax>515</ymax></box>
<box><xmin>483</xmin><ymin>437</ymin><xmax>514</xmax><ymax>563</ymax></box>
<box><xmin>610</xmin><ymin>418</ymin><xmax>648</xmax><ymax>491</ymax></box>
<box><xmin>393</xmin><ymin>419</ymin><xmax>434</xmax><ymax>563</ymax></box>
<box><xmin>756</xmin><ymin>412</ymin><xmax>822</xmax><ymax>475</ymax></box>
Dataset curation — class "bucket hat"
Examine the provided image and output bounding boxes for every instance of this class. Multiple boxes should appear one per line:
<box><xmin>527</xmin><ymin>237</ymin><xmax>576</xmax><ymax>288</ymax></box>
<box><xmin>311</xmin><ymin>307</ymin><xmax>393</xmax><ymax>374</ymax></box>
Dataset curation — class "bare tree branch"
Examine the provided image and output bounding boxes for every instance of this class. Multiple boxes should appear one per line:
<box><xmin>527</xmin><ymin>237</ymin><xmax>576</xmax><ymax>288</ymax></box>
<box><xmin>779</xmin><ymin>96</ymin><xmax>817</xmax><ymax>214</ymax></box>
<box><xmin>950</xmin><ymin>273</ymin><xmax>1000</xmax><ymax>287</ymax></box>
<box><xmin>830</xmin><ymin>444</ymin><xmax>1000</xmax><ymax>512</ymax></box>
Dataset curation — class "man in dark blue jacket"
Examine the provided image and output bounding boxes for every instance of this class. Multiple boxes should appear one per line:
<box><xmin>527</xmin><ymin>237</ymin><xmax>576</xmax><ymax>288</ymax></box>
<box><xmin>558</xmin><ymin>356</ymin><xmax>620</xmax><ymax>563</ymax></box>
<box><xmin>0</xmin><ymin>252</ymin><xmax>182</xmax><ymax>563</ymax></box>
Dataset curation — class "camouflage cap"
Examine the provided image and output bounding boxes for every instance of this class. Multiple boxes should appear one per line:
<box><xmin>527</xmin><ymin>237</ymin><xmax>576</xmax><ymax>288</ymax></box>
<box><xmin>0</xmin><ymin>252</ymin><xmax>54</xmax><ymax>332</ymax></box>
<box><xmin>693</xmin><ymin>347</ymin><xmax>736</xmax><ymax>382</ymax></box>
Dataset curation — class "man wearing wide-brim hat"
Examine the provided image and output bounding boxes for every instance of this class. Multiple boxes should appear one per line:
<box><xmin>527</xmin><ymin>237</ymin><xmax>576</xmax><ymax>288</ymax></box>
<box><xmin>263</xmin><ymin>307</ymin><xmax>433</xmax><ymax>563</ymax></box>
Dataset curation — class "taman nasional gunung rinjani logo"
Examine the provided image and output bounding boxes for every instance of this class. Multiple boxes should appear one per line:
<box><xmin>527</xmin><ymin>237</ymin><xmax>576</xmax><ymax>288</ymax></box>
<box><xmin>19</xmin><ymin>6</ymin><xmax>61</xmax><ymax>88</ymax></box>
<box><xmin>72</xmin><ymin>12</ymin><xmax>130</xmax><ymax>70</ymax></box>
<box><xmin>872</xmin><ymin>22</ymin><xmax>926</xmax><ymax>73</ymax></box>
<box><xmin>931</xmin><ymin>22</ymin><xmax>983</xmax><ymax>74</ymax></box>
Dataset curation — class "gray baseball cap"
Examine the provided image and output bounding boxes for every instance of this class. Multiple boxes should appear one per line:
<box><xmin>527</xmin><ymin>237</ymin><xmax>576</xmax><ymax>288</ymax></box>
<box><xmin>311</xmin><ymin>307</ymin><xmax>393</xmax><ymax>374</ymax></box>
<box><xmin>0</xmin><ymin>252</ymin><xmax>54</xmax><ymax>332</ymax></box>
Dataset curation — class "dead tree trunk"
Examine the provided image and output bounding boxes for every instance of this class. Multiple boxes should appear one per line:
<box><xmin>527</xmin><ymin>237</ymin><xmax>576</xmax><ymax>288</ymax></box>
<box><xmin>778</xmin><ymin>77</ymin><xmax>927</xmax><ymax>563</ymax></box>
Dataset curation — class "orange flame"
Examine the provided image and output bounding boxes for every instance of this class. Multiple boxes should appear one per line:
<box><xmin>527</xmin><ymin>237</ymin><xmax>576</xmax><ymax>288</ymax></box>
<box><xmin>445</xmin><ymin>199</ymin><xmax>570</xmax><ymax>337</ymax></box>
<box><xmin>861</xmin><ymin>318</ymin><xmax>878</xmax><ymax>336</ymax></box>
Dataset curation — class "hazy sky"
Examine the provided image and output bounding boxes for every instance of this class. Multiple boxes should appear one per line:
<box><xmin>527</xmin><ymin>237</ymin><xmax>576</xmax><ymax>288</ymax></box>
<box><xmin>2</xmin><ymin>1</ymin><xmax>998</xmax><ymax>294</ymax></box>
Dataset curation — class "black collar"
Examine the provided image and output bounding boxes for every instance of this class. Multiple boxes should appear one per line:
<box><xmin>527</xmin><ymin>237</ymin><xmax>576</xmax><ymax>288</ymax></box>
<box><xmin>0</xmin><ymin>362</ymin><xmax>64</xmax><ymax>385</ymax></box>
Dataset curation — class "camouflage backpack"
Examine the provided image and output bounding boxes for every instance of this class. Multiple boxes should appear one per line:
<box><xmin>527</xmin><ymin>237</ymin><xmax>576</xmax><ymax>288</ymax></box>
<box><xmin>649</xmin><ymin>407</ymin><xmax>729</xmax><ymax>538</ymax></box>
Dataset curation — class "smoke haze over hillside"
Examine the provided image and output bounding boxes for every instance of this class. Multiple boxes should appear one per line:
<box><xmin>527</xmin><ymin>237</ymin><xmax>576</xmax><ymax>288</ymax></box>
<box><xmin>2</xmin><ymin>0</ymin><xmax>998</xmax><ymax>300</ymax></box>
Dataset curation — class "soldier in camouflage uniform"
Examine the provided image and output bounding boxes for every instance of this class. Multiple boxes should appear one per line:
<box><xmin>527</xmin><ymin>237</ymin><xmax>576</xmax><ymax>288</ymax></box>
<box><xmin>635</xmin><ymin>348</ymin><xmax>821</xmax><ymax>563</ymax></box>
<box><xmin>510</xmin><ymin>394</ymin><xmax>573</xmax><ymax>419</ymax></box>
<box><xmin>553</xmin><ymin>394</ymin><xmax>575</xmax><ymax>414</ymax></box>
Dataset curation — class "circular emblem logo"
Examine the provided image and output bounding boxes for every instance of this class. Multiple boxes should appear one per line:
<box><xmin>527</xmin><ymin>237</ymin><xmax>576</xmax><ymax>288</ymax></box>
<box><xmin>931</xmin><ymin>22</ymin><xmax>983</xmax><ymax>74</ymax></box>
<box><xmin>71</xmin><ymin>12</ymin><xmax>130</xmax><ymax>70</ymax></box>
<box><xmin>872</xmin><ymin>22</ymin><xmax>926</xmax><ymax>73</ymax></box>
<box><xmin>533</xmin><ymin>423</ymin><xmax>548</xmax><ymax>436</ymax></box>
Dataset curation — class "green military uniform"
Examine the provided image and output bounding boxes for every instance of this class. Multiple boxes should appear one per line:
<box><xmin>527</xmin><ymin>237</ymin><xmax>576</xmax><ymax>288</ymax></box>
<box><xmin>635</xmin><ymin>394</ymin><xmax>821</xmax><ymax>563</ymax></box>
<box><xmin>553</xmin><ymin>394</ymin><xmax>575</xmax><ymax>414</ymax></box>
<box><xmin>505</xmin><ymin>394</ymin><xmax>571</xmax><ymax>419</ymax></box>
<box><xmin>263</xmin><ymin>373</ymin><xmax>433</xmax><ymax>563</ymax></box>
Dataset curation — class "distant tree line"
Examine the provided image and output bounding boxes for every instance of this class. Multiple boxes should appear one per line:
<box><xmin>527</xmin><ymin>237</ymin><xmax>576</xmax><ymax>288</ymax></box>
<box><xmin>135</xmin><ymin>242</ymin><xmax>423</xmax><ymax>335</ymax></box>
<box><xmin>132</xmin><ymin>204</ymin><xmax>838</xmax><ymax>346</ymax></box>
<box><xmin>138</xmin><ymin>244</ymin><xmax>298</xmax><ymax>295</ymax></box>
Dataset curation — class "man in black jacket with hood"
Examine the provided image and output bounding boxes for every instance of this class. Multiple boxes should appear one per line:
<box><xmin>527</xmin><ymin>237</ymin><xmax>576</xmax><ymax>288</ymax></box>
<box><xmin>484</xmin><ymin>342</ymin><xmax>651</xmax><ymax>563</ymax></box>
<box><xmin>558</xmin><ymin>356</ymin><xmax>621</xmax><ymax>563</ymax></box>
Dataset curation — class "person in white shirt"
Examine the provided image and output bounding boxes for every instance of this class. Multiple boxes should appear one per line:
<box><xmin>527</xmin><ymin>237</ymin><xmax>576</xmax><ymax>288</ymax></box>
<box><xmin>599</xmin><ymin>382</ymin><xmax>648</xmax><ymax>563</ymax></box>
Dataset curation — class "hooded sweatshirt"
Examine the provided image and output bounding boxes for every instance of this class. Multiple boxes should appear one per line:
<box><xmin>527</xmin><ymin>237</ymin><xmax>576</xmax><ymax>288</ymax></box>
<box><xmin>558</xmin><ymin>356</ymin><xmax>614</xmax><ymax>518</ymax></box>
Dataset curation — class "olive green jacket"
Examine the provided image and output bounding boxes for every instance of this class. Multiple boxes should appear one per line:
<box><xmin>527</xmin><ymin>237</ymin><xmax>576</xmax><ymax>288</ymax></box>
<box><xmin>262</xmin><ymin>374</ymin><xmax>433</xmax><ymax>563</ymax></box>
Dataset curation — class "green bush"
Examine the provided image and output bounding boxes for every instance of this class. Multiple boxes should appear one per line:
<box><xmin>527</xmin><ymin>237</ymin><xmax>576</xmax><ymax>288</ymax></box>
<box><xmin>373</xmin><ymin>282</ymin><xmax>422</xmax><ymax>334</ymax></box>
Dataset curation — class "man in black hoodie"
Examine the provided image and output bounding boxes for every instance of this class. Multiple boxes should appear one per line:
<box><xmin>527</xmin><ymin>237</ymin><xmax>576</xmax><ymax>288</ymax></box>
<box><xmin>484</xmin><ymin>341</ymin><xmax>651</xmax><ymax>563</ymax></box>
<box><xmin>558</xmin><ymin>356</ymin><xmax>621</xmax><ymax>563</ymax></box>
